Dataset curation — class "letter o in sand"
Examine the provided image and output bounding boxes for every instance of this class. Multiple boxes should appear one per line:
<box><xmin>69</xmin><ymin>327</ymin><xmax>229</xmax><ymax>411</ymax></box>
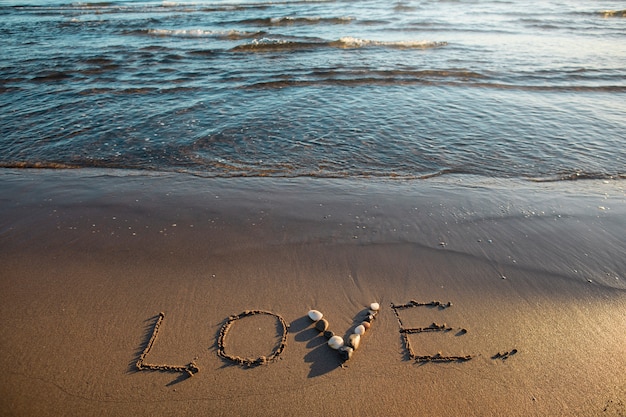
<box><xmin>217</xmin><ymin>310</ymin><xmax>288</xmax><ymax>368</ymax></box>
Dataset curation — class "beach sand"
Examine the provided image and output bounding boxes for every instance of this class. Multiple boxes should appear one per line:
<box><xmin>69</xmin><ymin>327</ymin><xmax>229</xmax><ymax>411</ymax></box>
<box><xmin>1</xmin><ymin>169</ymin><xmax>624</xmax><ymax>416</ymax></box>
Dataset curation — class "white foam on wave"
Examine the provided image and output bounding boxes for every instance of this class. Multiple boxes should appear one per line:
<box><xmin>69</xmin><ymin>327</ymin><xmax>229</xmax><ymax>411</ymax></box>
<box><xmin>148</xmin><ymin>28</ymin><xmax>212</xmax><ymax>37</ymax></box>
<box><xmin>333</xmin><ymin>37</ymin><xmax>447</xmax><ymax>49</ymax></box>
<box><xmin>251</xmin><ymin>37</ymin><xmax>288</xmax><ymax>45</ymax></box>
<box><xmin>270</xmin><ymin>16</ymin><xmax>317</xmax><ymax>24</ymax></box>
<box><xmin>268</xmin><ymin>16</ymin><xmax>353</xmax><ymax>24</ymax></box>
<box><xmin>231</xmin><ymin>36</ymin><xmax>447</xmax><ymax>52</ymax></box>
<box><xmin>230</xmin><ymin>37</ymin><xmax>330</xmax><ymax>52</ymax></box>
<box><xmin>146</xmin><ymin>28</ymin><xmax>258</xmax><ymax>39</ymax></box>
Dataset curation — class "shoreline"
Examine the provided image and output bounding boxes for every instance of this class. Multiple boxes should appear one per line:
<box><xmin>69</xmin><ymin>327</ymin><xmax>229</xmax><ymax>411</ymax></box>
<box><xmin>1</xmin><ymin>169</ymin><xmax>624</xmax><ymax>416</ymax></box>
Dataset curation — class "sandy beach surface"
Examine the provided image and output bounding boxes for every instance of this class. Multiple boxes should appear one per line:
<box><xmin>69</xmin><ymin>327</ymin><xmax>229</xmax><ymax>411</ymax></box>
<box><xmin>1</xmin><ymin>169</ymin><xmax>624</xmax><ymax>416</ymax></box>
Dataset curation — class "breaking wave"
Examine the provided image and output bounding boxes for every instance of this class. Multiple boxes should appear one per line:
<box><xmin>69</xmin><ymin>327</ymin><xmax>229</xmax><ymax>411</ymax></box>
<box><xmin>132</xmin><ymin>28</ymin><xmax>265</xmax><ymax>40</ymax></box>
<box><xmin>231</xmin><ymin>37</ymin><xmax>447</xmax><ymax>52</ymax></box>
<box><xmin>332</xmin><ymin>37</ymin><xmax>448</xmax><ymax>49</ymax></box>
<box><xmin>236</xmin><ymin>16</ymin><xmax>354</xmax><ymax>26</ymax></box>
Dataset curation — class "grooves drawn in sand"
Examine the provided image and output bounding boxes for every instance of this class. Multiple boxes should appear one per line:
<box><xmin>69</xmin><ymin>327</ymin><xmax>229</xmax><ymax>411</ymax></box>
<box><xmin>391</xmin><ymin>300</ymin><xmax>473</xmax><ymax>363</ymax></box>
<box><xmin>136</xmin><ymin>312</ymin><xmax>199</xmax><ymax>377</ymax></box>
<box><xmin>135</xmin><ymin>304</ymin><xmax>516</xmax><ymax>377</ymax></box>
<box><xmin>217</xmin><ymin>310</ymin><xmax>289</xmax><ymax>368</ymax></box>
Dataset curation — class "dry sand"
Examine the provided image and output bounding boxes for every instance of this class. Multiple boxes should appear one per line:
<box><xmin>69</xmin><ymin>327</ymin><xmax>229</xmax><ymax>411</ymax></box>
<box><xmin>0</xmin><ymin>169</ymin><xmax>624</xmax><ymax>416</ymax></box>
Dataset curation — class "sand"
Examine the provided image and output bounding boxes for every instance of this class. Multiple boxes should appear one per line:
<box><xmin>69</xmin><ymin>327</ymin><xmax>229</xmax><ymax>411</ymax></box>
<box><xmin>0</xmin><ymin>169</ymin><xmax>624</xmax><ymax>416</ymax></box>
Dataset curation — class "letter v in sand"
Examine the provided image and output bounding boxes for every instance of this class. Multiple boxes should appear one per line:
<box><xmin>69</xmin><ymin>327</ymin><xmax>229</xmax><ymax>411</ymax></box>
<box><xmin>307</xmin><ymin>302</ymin><xmax>380</xmax><ymax>362</ymax></box>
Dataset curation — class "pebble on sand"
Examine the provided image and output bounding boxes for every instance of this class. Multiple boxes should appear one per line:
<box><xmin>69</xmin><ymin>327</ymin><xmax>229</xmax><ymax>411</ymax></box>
<box><xmin>348</xmin><ymin>334</ymin><xmax>361</xmax><ymax>350</ymax></box>
<box><xmin>338</xmin><ymin>346</ymin><xmax>354</xmax><ymax>361</ymax></box>
<box><xmin>369</xmin><ymin>302</ymin><xmax>380</xmax><ymax>311</ymax></box>
<box><xmin>315</xmin><ymin>318</ymin><xmax>329</xmax><ymax>332</ymax></box>
<box><xmin>328</xmin><ymin>335</ymin><xmax>344</xmax><ymax>350</ymax></box>
<box><xmin>308</xmin><ymin>310</ymin><xmax>323</xmax><ymax>321</ymax></box>
<box><xmin>354</xmin><ymin>324</ymin><xmax>366</xmax><ymax>335</ymax></box>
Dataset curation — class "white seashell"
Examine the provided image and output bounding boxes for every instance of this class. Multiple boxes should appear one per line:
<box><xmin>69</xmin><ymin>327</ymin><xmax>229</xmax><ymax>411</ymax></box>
<box><xmin>308</xmin><ymin>310</ymin><xmax>323</xmax><ymax>321</ymax></box>
<box><xmin>369</xmin><ymin>302</ymin><xmax>380</xmax><ymax>311</ymax></box>
<box><xmin>354</xmin><ymin>324</ymin><xmax>366</xmax><ymax>335</ymax></box>
<box><xmin>328</xmin><ymin>335</ymin><xmax>344</xmax><ymax>350</ymax></box>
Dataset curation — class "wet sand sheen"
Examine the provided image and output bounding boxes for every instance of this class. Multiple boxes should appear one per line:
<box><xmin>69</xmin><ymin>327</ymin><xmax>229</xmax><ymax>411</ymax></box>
<box><xmin>0</xmin><ymin>169</ymin><xmax>624</xmax><ymax>416</ymax></box>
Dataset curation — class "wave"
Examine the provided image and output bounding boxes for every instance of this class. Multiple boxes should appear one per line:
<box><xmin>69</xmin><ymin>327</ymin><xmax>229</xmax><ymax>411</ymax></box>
<box><xmin>243</xmin><ymin>68</ymin><xmax>483</xmax><ymax>88</ymax></box>
<box><xmin>2</xmin><ymin>162</ymin><xmax>623</xmax><ymax>183</ymax></box>
<box><xmin>76</xmin><ymin>86</ymin><xmax>202</xmax><ymax>95</ymax></box>
<box><xmin>599</xmin><ymin>10</ymin><xmax>626</xmax><ymax>18</ymax></box>
<box><xmin>129</xmin><ymin>28</ymin><xmax>265</xmax><ymax>40</ymax></box>
<box><xmin>231</xmin><ymin>37</ymin><xmax>447</xmax><ymax>52</ymax></box>
<box><xmin>247</xmin><ymin>80</ymin><xmax>626</xmax><ymax>91</ymax></box>
<box><xmin>529</xmin><ymin>171</ymin><xmax>626</xmax><ymax>182</ymax></box>
<box><xmin>230</xmin><ymin>38</ymin><xmax>322</xmax><ymax>52</ymax></box>
<box><xmin>4</xmin><ymin>2</ymin><xmax>262</xmax><ymax>15</ymax></box>
<box><xmin>332</xmin><ymin>37</ymin><xmax>448</xmax><ymax>49</ymax></box>
<box><xmin>11</xmin><ymin>2</ymin><xmax>349</xmax><ymax>15</ymax></box>
<box><xmin>0</xmin><ymin>161</ymin><xmax>81</xmax><ymax>170</ymax></box>
<box><xmin>393</xmin><ymin>3</ymin><xmax>418</xmax><ymax>12</ymax></box>
<box><xmin>31</xmin><ymin>71</ymin><xmax>74</xmax><ymax>82</ymax></box>
<box><xmin>69</xmin><ymin>1</ymin><xmax>117</xmax><ymax>6</ymax></box>
<box><xmin>236</xmin><ymin>16</ymin><xmax>354</xmax><ymax>26</ymax></box>
<box><xmin>234</xmin><ymin>66</ymin><xmax>625</xmax><ymax>91</ymax></box>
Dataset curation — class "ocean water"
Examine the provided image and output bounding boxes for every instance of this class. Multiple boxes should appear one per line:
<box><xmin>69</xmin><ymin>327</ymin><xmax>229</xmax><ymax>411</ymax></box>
<box><xmin>1</xmin><ymin>0</ymin><xmax>624</xmax><ymax>180</ymax></box>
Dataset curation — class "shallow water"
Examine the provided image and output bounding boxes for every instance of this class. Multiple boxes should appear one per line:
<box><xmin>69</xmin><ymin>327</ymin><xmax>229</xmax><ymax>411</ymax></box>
<box><xmin>1</xmin><ymin>0</ymin><xmax>625</xmax><ymax>180</ymax></box>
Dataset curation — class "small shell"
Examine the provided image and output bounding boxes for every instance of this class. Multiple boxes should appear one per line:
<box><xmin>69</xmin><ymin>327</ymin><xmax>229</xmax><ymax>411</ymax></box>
<box><xmin>328</xmin><ymin>335</ymin><xmax>344</xmax><ymax>350</ymax></box>
<box><xmin>354</xmin><ymin>324</ymin><xmax>366</xmax><ymax>335</ymax></box>
<box><xmin>308</xmin><ymin>310</ymin><xmax>323</xmax><ymax>321</ymax></box>
<box><xmin>369</xmin><ymin>302</ymin><xmax>380</xmax><ymax>311</ymax></box>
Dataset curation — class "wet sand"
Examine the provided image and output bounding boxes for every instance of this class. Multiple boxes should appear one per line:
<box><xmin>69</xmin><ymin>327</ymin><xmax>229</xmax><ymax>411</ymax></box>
<box><xmin>0</xmin><ymin>169</ymin><xmax>624</xmax><ymax>416</ymax></box>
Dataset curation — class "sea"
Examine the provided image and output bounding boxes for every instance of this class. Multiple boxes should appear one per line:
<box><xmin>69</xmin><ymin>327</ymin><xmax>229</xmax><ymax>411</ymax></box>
<box><xmin>1</xmin><ymin>0</ymin><xmax>624</xmax><ymax>180</ymax></box>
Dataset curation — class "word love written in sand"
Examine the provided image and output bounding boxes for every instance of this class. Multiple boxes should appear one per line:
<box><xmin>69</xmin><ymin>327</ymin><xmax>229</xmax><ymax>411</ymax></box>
<box><xmin>135</xmin><ymin>300</ymin><xmax>518</xmax><ymax>377</ymax></box>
